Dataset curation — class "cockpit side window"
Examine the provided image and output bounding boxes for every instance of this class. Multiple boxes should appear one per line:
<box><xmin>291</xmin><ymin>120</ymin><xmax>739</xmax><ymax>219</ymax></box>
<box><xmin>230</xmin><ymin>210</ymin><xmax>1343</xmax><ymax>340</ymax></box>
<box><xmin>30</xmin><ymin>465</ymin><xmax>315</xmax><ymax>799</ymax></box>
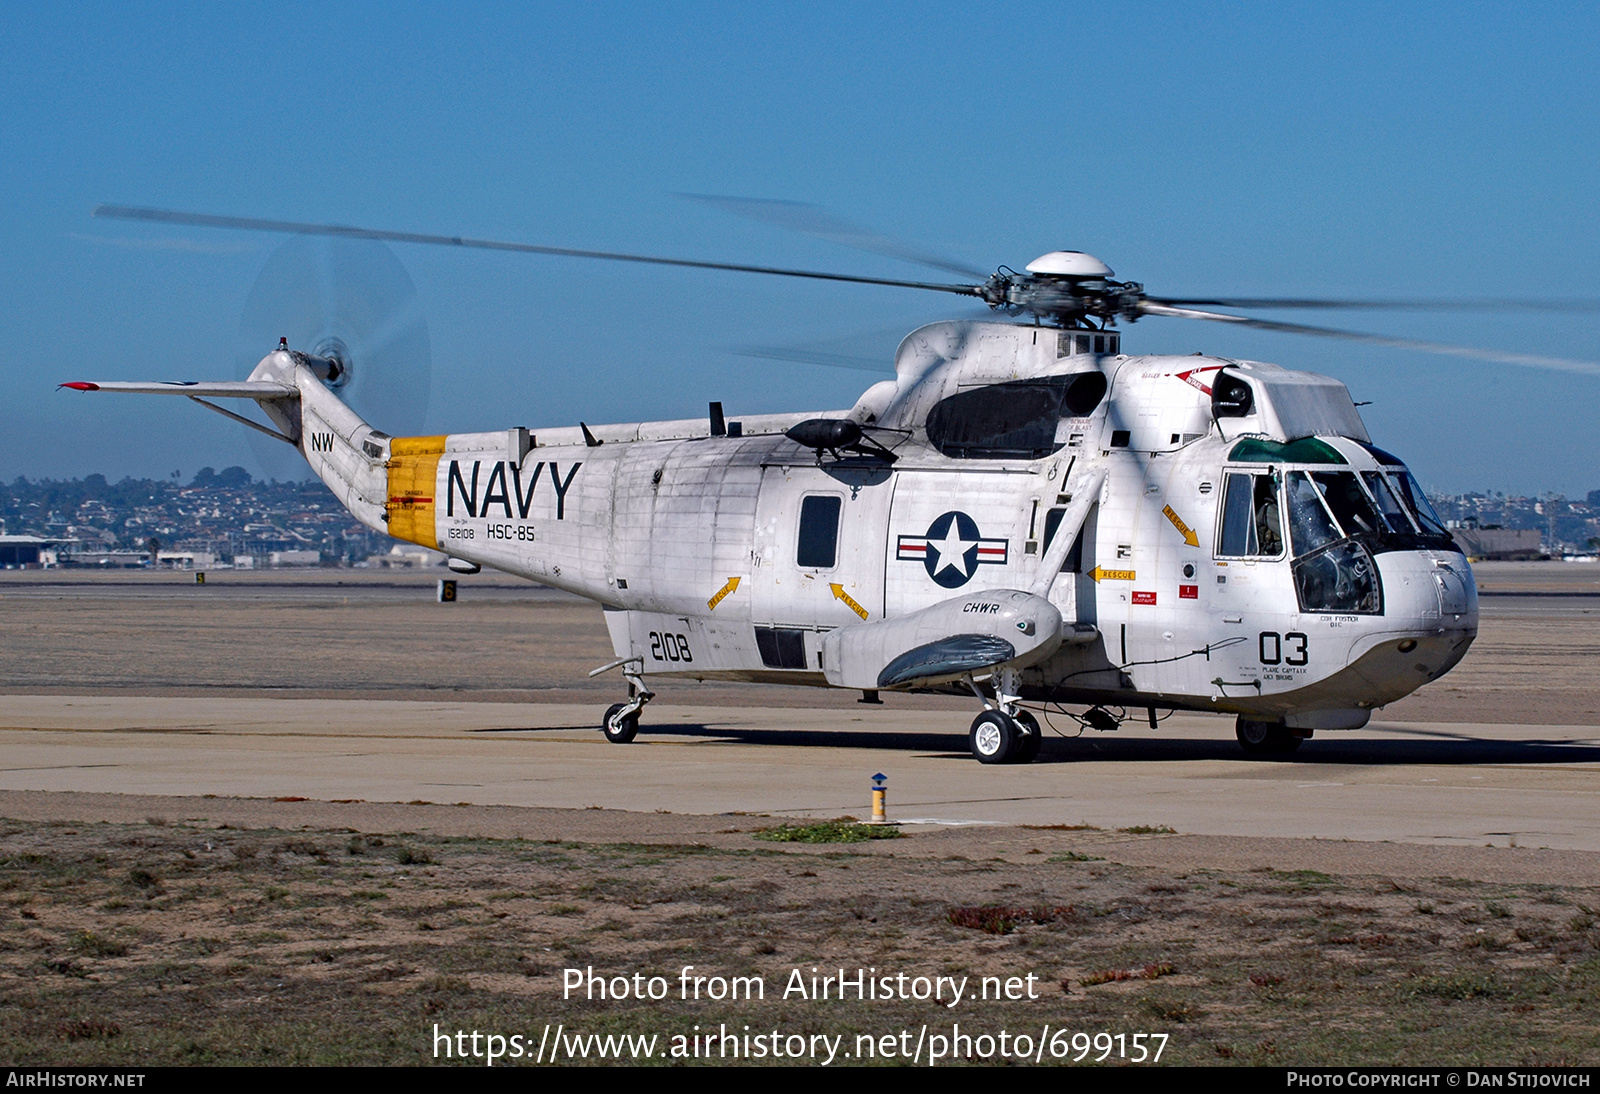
<box><xmin>1285</xmin><ymin>470</ymin><xmax>1382</xmax><ymax>613</ymax></box>
<box><xmin>1218</xmin><ymin>471</ymin><xmax>1284</xmax><ymax>558</ymax></box>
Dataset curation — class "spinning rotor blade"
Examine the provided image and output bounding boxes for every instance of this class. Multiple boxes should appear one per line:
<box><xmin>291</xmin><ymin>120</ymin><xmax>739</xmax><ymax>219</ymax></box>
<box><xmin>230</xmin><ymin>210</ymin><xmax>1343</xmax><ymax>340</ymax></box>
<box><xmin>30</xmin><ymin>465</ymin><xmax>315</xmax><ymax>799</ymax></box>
<box><xmin>236</xmin><ymin>236</ymin><xmax>432</xmax><ymax>479</ymax></box>
<box><xmin>1138</xmin><ymin>302</ymin><xmax>1600</xmax><ymax>377</ymax></box>
<box><xmin>679</xmin><ymin>194</ymin><xmax>989</xmax><ymax>279</ymax></box>
<box><xmin>95</xmin><ymin>204</ymin><xmax>981</xmax><ymax>299</ymax></box>
<box><xmin>733</xmin><ymin>345</ymin><xmax>896</xmax><ymax>372</ymax></box>
<box><xmin>98</xmin><ymin>204</ymin><xmax>1600</xmax><ymax>376</ymax></box>
<box><xmin>732</xmin><ymin>312</ymin><xmax>995</xmax><ymax>374</ymax></box>
<box><xmin>1150</xmin><ymin>295</ymin><xmax>1600</xmax><ymax>313</ymax></box>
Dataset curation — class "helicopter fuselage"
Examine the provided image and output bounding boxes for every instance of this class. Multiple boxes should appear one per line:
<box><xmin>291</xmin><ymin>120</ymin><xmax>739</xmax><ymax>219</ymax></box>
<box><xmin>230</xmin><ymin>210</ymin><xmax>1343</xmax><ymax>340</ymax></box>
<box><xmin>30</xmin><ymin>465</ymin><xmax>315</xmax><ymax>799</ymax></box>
<box><xmin>280</xmin><ymin>320</ymin><xmax>1477</xmax><ymax>733</ymax></box>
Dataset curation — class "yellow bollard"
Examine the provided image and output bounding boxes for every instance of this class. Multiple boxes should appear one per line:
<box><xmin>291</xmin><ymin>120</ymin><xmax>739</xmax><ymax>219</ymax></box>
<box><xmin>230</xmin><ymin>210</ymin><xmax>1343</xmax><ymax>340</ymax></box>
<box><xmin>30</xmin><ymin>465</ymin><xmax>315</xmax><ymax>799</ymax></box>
<box><xmin>871</xmin><ymin>772</ymin><xmax>887</xmax><ymax>824</ymax></box>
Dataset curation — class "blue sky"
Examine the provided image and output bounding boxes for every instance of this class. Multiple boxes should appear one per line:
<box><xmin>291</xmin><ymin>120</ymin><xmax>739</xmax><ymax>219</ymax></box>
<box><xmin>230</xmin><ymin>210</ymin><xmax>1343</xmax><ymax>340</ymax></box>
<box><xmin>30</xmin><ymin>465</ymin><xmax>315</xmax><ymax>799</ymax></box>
<box><xmin>3</xmin><ymin>2</ymin><xmax>1598</xmax><ymax>493</ymax></box>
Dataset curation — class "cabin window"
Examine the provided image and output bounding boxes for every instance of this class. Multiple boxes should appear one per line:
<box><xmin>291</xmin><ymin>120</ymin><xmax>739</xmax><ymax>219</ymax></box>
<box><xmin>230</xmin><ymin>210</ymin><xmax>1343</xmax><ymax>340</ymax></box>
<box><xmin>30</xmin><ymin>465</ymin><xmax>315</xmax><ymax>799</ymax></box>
<box><xmin>1218</xmin><ymin>472</ymin><xmax>1284</xmax><ymax>558</ymax></box>
<box><xmin>796</xmin><ymin>495</ymin><xmax>842</xmax><ymax>568</ymax></box>
<box><xmin>754</xmin><ymin>626</ymin><xmax>808</xmax><ymax>670</ymax></box>
<box><xmin>924</xmin><ymin>373</ymin><xmax>1107</xmax><ymax>459</ymax></box>
<box><xmin>1041</xmin><ymin>507</ymin><xmax>1086</xmax><ymax>572</ymax></box>
<box><xmin>1355</xmin><ymin>443</ymin><xmax>1457</xmax><ymax>547</ymax></box>
<box><xmin>1057</xmin><ymin>332</ymin><xmax>1118</xmax><ymax>356</ymax></box>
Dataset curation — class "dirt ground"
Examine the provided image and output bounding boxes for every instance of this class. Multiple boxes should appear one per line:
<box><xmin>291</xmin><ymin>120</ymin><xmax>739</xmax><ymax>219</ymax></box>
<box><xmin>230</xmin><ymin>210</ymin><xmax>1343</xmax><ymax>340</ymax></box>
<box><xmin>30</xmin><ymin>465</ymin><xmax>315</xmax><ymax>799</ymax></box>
<box><xmin>0</xmin><ymin>802</ymin><xmax>1595</xmax><ymax>1067</ymax></box>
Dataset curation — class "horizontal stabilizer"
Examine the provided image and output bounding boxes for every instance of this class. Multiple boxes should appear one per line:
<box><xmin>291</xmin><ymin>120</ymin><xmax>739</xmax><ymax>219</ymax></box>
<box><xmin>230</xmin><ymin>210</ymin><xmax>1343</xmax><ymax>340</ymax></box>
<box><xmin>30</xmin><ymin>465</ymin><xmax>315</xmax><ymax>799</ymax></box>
<box><xmin>58</xmin><ymin>380</ymin><xmax>298</xmax><ymax>398</ymax></box>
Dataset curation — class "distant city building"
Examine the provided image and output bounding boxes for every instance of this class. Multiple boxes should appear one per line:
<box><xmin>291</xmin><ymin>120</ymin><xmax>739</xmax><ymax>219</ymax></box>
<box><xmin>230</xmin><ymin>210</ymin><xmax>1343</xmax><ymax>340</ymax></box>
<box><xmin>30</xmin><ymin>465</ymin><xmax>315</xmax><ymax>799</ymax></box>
<box><xmin>156</xmin><ymin>550</ymin><xmax>215</xmax><ymax>569</ymax></box>
<box><xmin>365</xmin><ymin>545</ymin><xmax>445</xmax><ymax>568</ymax></box>
<box><xmin>1</xmin><ymin>472</ymin><xmax>388</xmax><ymax>568</ymax></box>
<box><xmin>0</xmin><ymin>535</ymin><xmax>64</xmax><ymax>568</ymax></box>
<box><xmin>269</xmin><ymin>550</ymin><xmax>321</xmax><ymax>567</ymax></box>
<box><xmin>1447</xmin><ymin>527</ymin><xmax>1543</xmax><ymax>561</ymax></box>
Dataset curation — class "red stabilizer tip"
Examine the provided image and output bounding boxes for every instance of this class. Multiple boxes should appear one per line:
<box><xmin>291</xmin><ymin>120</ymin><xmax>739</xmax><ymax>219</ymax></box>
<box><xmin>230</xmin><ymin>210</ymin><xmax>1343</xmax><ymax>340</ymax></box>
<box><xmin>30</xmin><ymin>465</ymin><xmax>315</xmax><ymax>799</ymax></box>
<box><xmin>60</xmin><ymin>382</ymin><xmax>99</xmax><ymax>391</ymax></box>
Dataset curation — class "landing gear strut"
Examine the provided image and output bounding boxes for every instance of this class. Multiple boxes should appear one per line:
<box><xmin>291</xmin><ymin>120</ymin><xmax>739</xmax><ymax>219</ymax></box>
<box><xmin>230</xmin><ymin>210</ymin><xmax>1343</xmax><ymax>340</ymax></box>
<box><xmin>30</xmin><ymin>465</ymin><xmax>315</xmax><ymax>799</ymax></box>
<box><xmin>965</xmin><ymin>668</ymin><xmax>1042</xmax><ymax>765</ymax></box>
<box><xmin>600</xmin><ymin>660</ymin><xmax>654</xmax><ymax>744</ymax></box>
<box><xmin>1235</xmin><ymin>716</ymin><xmax>1303</xmax><ymax>755</ymax></box>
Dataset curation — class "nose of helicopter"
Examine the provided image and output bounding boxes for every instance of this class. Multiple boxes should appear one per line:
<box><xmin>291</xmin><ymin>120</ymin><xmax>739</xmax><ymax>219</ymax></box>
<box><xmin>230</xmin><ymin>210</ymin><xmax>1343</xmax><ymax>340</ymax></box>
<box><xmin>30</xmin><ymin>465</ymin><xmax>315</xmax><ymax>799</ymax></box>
<box><xmin>1335</xmin><ymin>551</ymin><xmax>1479</xmax><ymax>706</ymax></box>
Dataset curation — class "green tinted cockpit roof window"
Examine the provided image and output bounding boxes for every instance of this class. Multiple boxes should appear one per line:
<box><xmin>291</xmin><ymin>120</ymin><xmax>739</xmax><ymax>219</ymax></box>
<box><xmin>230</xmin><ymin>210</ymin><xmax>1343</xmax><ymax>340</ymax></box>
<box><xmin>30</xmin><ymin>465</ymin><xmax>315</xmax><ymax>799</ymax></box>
<box><xmin>1228</xmin><ymin>437</ymin><xmax>1347</xmax><ymax>465</ymax></box>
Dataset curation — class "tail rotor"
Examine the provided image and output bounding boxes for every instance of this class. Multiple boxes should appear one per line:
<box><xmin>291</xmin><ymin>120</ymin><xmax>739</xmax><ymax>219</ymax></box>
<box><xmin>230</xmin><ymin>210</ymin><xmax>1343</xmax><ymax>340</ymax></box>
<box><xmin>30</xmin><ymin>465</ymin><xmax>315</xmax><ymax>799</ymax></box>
<box><xmin>234</xmin><ymin>237</ymin><xmax>432</xmax><ymax>478</ymax></box>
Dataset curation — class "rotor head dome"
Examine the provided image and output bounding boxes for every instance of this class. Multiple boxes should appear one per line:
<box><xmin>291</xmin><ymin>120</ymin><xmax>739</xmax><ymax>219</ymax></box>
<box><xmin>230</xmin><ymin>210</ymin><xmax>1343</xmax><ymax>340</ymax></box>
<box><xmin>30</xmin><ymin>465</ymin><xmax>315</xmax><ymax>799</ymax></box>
<box><xmin>1024</xmin><ymin>251</ymin><xmax>1113</xmax><ymax>278</ymax></box>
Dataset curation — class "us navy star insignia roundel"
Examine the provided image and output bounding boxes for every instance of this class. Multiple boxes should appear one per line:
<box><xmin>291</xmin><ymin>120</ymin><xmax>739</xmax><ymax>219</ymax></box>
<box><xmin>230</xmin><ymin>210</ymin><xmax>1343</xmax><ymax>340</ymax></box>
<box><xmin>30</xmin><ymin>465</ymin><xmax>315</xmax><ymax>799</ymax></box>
<box><xmin>896</xmin><ymin>511</ymin><xmax>1008</xmax><ymax>588</ymax></box>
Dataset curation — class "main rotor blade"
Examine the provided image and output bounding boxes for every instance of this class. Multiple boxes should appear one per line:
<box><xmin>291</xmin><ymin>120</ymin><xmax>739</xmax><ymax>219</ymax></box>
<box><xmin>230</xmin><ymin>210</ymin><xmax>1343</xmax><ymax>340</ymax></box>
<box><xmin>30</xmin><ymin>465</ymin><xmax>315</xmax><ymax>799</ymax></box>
<box><xmin>732</xmin><ymin>345</ymin><xmax>896</xmax><ymax>372</ymax></box>
<box><xmin>680</xmin><ymin>194</ymin><xmax>989</xmax><ymax>279</ymax></box>
<box><xmin>1150</xmin><ymin>295</ymin><xmax>1600</xmax><ymax>313</ymax></box>
<box><xmin>1138</xmin><ymin>302</ymin><xmax>1600</xmax><ymax>377</ymax></box>
<box><xmin>95</xmin><ymin>204</ymin><xmax>982</xmax><ymax>299</ymax></box>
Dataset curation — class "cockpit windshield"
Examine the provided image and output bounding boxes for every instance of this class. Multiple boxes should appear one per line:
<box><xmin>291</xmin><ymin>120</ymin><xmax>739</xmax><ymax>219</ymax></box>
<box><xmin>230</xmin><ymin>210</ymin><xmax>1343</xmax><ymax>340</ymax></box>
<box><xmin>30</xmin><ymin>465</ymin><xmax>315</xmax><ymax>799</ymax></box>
<box><xmin>1388</xmin><ymin>470</ymin><xmax>1451</xmax><ymax>537</ymax></box>
<box><xmin>1218</xmin><ymin>439</ymin><xmax>1460</xmax><ymax>614</ymax></box>
<box><xmin>1353</xmin><ymin>442</ymin><xmax>1454</xmax><ymax>540</ymax></box>
<box><xmin>1359</xmin><ymin>471</ymin><xmax>1418</xmax><ymax>535</ymax></box>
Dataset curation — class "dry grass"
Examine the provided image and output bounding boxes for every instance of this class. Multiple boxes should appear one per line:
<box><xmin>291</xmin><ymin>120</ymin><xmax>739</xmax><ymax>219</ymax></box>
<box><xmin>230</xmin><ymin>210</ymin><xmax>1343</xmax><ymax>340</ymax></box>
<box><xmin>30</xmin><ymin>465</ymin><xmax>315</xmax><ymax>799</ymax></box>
<box><xmin>0</xmin><ymin>816</ymin><xmax>1597</xmax><ymax>1066</ymax></box>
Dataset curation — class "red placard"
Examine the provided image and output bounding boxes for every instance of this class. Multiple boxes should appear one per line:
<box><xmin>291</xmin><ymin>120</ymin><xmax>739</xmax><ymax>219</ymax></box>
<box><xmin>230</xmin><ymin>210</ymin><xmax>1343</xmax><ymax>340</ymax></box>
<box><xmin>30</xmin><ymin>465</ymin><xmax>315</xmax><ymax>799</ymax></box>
<box><xmin>1179</xmin><ymin>584</ymin><xmax>1198</xmax><ymax>599</ymax></box>
<box><xmin>1132</xmin><ymin>591</ymin><xmax>1157</xmax><ymax>605</ymax></box>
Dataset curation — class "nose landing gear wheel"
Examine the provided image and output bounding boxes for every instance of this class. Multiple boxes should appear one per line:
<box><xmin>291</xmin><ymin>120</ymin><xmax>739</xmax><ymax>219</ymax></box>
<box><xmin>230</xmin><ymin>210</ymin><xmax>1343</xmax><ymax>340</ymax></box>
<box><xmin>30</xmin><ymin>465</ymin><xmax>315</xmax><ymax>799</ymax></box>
<box><xmin>970</xmin><ymin>711</ymin><xmax>1020</xmax><ymax>764</ymax></box>
<box><xmin>1236</xmin><ymin>717</ymin><xmax>1301</xmax><ymax>755</ymax></box>
<box><xmin>602</xmin><ymin>702</ymin><xmax>640</xmax><ymax>744</ymax></box>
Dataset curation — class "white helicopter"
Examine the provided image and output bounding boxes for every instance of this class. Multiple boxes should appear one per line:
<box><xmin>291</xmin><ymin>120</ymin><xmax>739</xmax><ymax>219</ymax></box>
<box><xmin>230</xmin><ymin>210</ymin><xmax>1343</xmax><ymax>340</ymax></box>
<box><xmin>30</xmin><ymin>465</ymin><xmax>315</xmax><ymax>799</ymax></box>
<box><xmin>68</xmin><ymin>202</ymin><xmax>1590</xmax><ymax>763</ymax></box>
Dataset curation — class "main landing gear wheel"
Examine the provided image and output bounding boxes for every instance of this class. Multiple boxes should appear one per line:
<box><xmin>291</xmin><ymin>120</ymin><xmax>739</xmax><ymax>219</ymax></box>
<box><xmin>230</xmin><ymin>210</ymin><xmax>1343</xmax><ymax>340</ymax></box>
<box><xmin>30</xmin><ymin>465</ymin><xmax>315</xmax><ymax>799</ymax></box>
<box><xmin>602</xmin><ymin>702</ymin><xmax>639</xmax><ymax>744</ymax></box>
<box><xmin>1013</xmin><ymin>710</ymin><xmax>1043</xmax><ymax>764</ymax></box>
<box><xmin>970</xmin><ymin>711</ymin><xmax>1020</xmax><ymax>764</ymax></box>
<box><xmin>1236</xmin><ymin>717</ymin><xmax>1301</xmax><ymax>755</ymax></box>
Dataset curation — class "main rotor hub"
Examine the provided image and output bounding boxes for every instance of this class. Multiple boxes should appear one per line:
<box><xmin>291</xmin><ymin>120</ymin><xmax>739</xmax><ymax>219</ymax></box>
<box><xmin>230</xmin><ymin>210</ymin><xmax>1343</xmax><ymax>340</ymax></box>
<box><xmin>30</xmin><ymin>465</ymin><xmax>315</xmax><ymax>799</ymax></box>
<box><xmin>978</xmin><ymin>253</ymin><xmax>1147</xmax><ymax>329</ymax></box>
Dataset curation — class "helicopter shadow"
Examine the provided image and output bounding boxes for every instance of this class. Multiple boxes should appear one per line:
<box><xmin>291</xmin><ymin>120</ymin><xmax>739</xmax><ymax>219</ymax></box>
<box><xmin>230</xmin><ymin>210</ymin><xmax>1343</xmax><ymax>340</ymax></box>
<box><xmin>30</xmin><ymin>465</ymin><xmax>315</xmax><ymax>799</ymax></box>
<box><xmin>471</xmin><ymin>723</ymin><xmax>965</xmax><ymax>752</ymax></box>
<box><xmin>469</xmin><ymin>723</ymin><xmax>1600</xmax><ymax>766</ymax></box>
<box><xmin>599</xmin><ymin>723</ymin><xmax>1600</xmax><ymax>767</ymax></box>
<box><xmin>1020</xmin><ymin>732</ymin><xmax>1600</xmax><ymax>767</ymax></box>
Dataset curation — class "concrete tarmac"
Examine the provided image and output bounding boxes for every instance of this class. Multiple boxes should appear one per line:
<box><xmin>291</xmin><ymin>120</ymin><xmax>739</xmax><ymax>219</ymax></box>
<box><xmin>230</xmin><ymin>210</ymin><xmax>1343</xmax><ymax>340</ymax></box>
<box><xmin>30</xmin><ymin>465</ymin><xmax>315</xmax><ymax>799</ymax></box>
<box><xmin>2</xmin><ymin>563</ymin><xmax>1597</xmax><ymax>860</ymax></box>
<box><xmin>2</xmin><ymin>695</ymin><xmax>1596</xmax><ymax>851</ymax></box>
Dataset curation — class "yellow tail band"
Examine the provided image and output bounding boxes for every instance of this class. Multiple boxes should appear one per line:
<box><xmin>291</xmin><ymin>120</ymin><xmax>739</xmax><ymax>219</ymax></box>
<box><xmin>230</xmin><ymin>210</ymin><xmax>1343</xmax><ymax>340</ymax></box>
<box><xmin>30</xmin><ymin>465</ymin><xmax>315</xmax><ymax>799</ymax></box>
<box><xmin>386</xmin><ymin>435</ymin><xmax>447</xmax><ymax>548</ymax></box>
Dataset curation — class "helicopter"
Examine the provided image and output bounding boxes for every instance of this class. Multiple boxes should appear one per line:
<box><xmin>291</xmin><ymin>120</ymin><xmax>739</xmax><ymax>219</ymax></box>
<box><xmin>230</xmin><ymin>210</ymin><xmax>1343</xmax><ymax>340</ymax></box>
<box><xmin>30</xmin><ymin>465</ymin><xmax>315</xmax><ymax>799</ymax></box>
<box><xmin>66</xmin><ymin>201</ymin><xmax>1593</xmax><ymax>763</ymax></box>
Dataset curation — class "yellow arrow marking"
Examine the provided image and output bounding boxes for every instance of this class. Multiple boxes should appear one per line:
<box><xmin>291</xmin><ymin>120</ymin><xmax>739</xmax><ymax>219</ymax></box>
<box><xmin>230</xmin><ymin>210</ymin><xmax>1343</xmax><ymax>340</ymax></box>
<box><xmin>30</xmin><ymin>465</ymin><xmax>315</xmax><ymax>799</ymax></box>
<box><xmin>829</xmin><ymin>583</ymin><xmax>870</xmax><ymax>620</ymax></box>
<box><xmin>1162</xmin><ymin>504</ymin><xmax>1200</xmax><ymax>547</ymax></box>
<box><xmin>706</xmin><ymin>576</ymin><xmax>741</xmax><ymax>611</ymax></box>
<box><xmin>1090</xmin><ymin>566</ymin><xmax>1136</xmax><ymax>583</ymax></box>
